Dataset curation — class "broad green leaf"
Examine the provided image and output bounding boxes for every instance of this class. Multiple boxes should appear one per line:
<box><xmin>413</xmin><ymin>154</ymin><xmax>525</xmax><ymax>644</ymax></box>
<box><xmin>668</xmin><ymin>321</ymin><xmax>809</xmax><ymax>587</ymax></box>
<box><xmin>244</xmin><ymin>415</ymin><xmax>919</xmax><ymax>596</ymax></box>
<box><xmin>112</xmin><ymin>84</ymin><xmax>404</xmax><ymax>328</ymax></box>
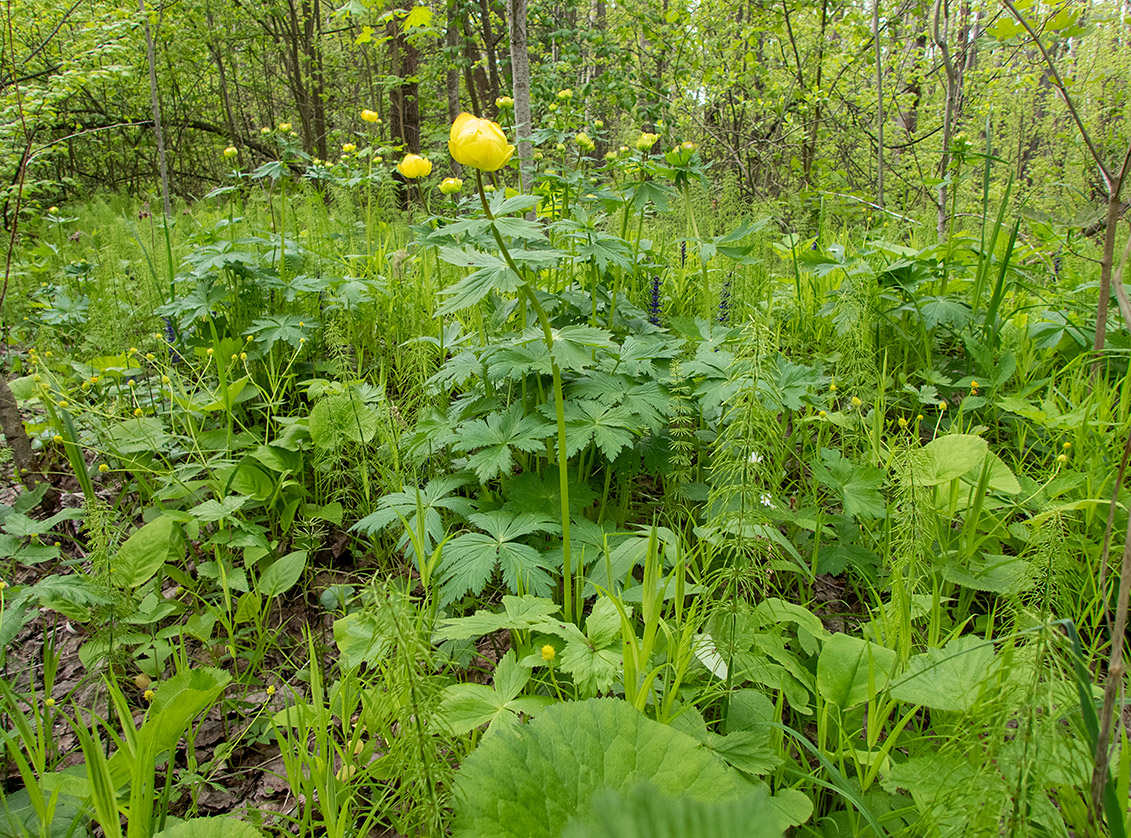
<box><xmin>153</xmin><ymin>816</ymin><xmax>262</xmax><ymax>838</ymax></box>
<box><xmin>102</xmin><ymin>417</ymin><xmax>172</xmax><ymax>456</ymax></box>
<box><xmin>452</xmin><ymin>698</ymin><xmax>746</xmax><ymax>838</ymax></box>
<box><xmin>562</xmin><ymin>782</ymin><xmax>782</xmax><ymax>838</ymax></box>
<box><xmin>816</xmin><ymin>633</ymin><xmax>897</xmax><ymax>709</ymax></box>
<box><xmin>257</xmin><ymin>550</ymin><xmax>307</xmax><ymax>597</ymax></box>
<box><xmin>890</xmin><ymin>636</ymin><xmax>999</xmax><ymax>712</ymax></box>
<box><xmin>113</xmin><ymin>514</ymin><xmax>185</xmax><ymax>588</ymax></box>
<box><xmin>917</xmin><ymin>434</ymin><xmax>987</xmax><ymax>485</ymax></box>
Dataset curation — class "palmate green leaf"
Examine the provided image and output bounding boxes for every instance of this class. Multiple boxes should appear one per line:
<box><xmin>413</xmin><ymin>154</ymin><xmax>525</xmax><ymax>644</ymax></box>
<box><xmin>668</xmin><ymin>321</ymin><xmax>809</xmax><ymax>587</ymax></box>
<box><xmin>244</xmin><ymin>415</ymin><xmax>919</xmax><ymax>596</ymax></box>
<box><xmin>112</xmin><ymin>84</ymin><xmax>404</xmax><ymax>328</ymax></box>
<box><xmin>549</xmin><ymin>325</ymin><xmax>616</xmax><ymax>369</ymax></box>
<box><xmin>609</xmin><ymin>334</ymin><xmax>682</xmax><ymax>377</ymax></box>
<box><xmin>437</xmin><ymin>511</ymin><xmax>558</xmax><ymax>606</ymax></box>
<box><xmin>489</xmin><ymin>191</ymin><xmax>542</xmax><ymax>216</ymax></box>
<box><xmin>539</xmin><ymin>597</ymin><xmax>624</xmax><ymax>697</ymax></box>
<box><xmin>453</xmin><ymin>404</ymin><xmax>554</xmax><ymax>482</ymax></box>
<box><xmin>813</xmin><ymin>448</ymin><xmax>886</xmax><ymax>519</ymax></box>
<box><xmin>568</xmin><ymin>375</ymin><xmax>671</xmax><ymax>433</ymax></box>
<box><xmin>757</xmin><ymin>354</ymin><xmax>819</xmax><ymax>412</ymax></box>
<box><xmin>630</xmin><ymin>180</ymin><xmax>675</xmax><ymax>212</ymax></box>
<box><xmin>552</xmin><ymin>399</ymin><xmax>636</xmax><ymax>461</ymax></box>
<box><xmin>493</xmin><ymin>216</ymin><xmax>548</xmax><ymax>241</ymax></box>
<box><xmin>451</xmin><ymin>698</ymin><xmax>746</xmax><ymax>838</ymax></box>
<box><xmin>437</xmin><ymin>247</ymin><xmax>524</xmax><ymax>315</ymax></box>
<box><xmin>439</xmin><ymin>651</ymin><xmax>553</xmax><ymax>737</ymax></box>
<box><xmin>433</xmin><ymin>595</ymin><xmax>561</xmax><ymax>642</ymax></box>
<box><xmin>351</xmin><ymin>474</ymin><xmax>476</xmax><ymax>558</ymax></box>
<box><xmin>575</xmin><ymin>232</ymin><xmax>633</xmax><ymax>273</ymax></box>
<box><xmin>247</xmin><ymin>315</ymin><xmax>319</xmax><ymax>350</ymax></box>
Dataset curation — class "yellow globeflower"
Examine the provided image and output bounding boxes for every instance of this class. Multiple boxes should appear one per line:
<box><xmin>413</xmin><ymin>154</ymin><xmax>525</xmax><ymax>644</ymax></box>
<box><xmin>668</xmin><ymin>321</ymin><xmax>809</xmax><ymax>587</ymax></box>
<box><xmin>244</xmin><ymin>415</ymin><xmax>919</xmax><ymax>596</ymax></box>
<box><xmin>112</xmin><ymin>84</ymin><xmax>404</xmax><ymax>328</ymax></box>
<box><xmin>278</xmin><ymin>122</ymin><xmax>291</xmax><ymax>132</ymax></box>
<box><xmin>541</xmin><ymin>644</ymin><xmax>556</xmax><ymax>662</ymax></box>
<box><xmin>439</xmin><ymin>177</ymin><xmax>463</xmax><ymax>194</ymax></box>
<box><xmin>342</xmin><ymin>143</ymin><xmax>356</xmax><ymax>153</ymax></box>
<box><xmin>495</xmin><ymin>96</ymin><xmax>514</xmax><ymax>109</ymax></box>
<box><xmin>222</xmin><ymin>146</ymin><xmax>238</xmax><ymax>159</ymax></box>
<box><xmin>449</xmin><ymin>113</ymin><xmax>515</xmax><ymax>172</ymax></box>
<box><xmin>397</xmin><ymin>154</ymin><xmax>432</xmax><ymax>179</ymax></box>
<box><xmin>361</xmin><ymin>109</ymin><xmax>381</xmax><ymax>123</ymax></box>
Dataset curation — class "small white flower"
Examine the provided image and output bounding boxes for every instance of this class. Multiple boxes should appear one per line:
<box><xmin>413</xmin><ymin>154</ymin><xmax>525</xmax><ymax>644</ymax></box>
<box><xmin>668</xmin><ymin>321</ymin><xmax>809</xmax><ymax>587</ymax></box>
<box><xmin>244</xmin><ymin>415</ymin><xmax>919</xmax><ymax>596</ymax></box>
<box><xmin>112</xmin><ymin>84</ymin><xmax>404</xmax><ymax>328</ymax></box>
<box><xmin>760</xmin><ymin>493</ymin><xmax>775</xmax><ymax>508</ymax></box>
<box><xmin>748</xmin><ymin>451</ymin><xmax>764</xmax><ymax>464</ymax></box>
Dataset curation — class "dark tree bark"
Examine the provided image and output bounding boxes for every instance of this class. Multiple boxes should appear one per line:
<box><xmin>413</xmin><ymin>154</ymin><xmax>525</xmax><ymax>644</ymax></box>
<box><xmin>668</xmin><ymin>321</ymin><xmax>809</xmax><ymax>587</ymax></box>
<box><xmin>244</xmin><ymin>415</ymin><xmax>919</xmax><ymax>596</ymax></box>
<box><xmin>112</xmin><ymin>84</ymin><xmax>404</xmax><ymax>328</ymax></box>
<box><xmin>389</xmin><ymin>0</ymin><xmax>421</xmax><ymax>151</ymax></box>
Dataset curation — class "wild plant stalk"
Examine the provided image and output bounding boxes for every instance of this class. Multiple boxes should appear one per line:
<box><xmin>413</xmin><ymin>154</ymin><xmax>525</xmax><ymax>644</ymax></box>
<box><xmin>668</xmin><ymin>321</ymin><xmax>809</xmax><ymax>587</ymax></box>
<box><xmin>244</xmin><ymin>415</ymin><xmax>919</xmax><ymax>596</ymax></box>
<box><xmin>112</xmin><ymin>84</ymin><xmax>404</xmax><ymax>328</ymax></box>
<box><xmin>998</xmin><ymin>0</ymin><xmax>1131</xmax><ymax>361</ymax></box>
<box><xmin>474</xmin><ymin>170</ymin><xmax>575</xmax><ymax>623</ymax></box>
<box><xmin>1091</xmin><ymin>421</ymin><xmax>1131</xmax><ymax>823</ymax></box>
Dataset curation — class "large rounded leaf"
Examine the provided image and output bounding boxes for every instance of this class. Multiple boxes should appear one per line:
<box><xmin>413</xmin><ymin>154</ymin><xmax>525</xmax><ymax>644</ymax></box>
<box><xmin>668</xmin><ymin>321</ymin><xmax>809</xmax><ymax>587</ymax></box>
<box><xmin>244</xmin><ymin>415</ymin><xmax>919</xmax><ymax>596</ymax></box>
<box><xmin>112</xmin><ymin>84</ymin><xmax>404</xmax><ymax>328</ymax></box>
<box><xmin>452</xmin><ymin>698</ymin><xmax>745</xmax><ymax>838</ymax></box>
<box><xmin>153</xmin><ymin>816</ymin><xmax>262</xmax><ymax>838</ymax></box>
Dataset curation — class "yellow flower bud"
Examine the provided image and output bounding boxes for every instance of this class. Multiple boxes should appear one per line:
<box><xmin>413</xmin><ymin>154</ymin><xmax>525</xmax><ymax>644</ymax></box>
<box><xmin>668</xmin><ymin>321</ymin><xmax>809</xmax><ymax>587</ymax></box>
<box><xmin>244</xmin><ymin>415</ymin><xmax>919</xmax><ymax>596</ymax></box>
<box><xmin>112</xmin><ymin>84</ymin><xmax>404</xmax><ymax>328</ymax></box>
<box><xmin>635</xmin><ymin>132</ymin><xmax>659</xmax><ymax>151</ymax></box>
<box><xmin>439</xmin><ymin>177</ymin><xmax>463</xmax><ymax>194</ymax></box>
<box><xmin>541</xmin><ymin>644</ymin><xmax>556</xmax><ymax>662</ymax></box>
<box><xmin>99</xmin><ymin>464</ymin><xmax>109</xmax><ymax>473</ymax></box>
<box><xmin>223</xmin><ymin>146</ymin><xmax>238</xmax><ymax>159</ymax></box>
<box><xmin>361</xmin><ymin>109</ymin><xmax>380</xmax><ymax>123</ymax></box>
<box><xmin>278</xmin><ymin>122</ymin><xmax>291</xmax><ymax>132</ymax></box>
<box><xmin>495</xmin><ymin>96</ymin><xmax>514</xmax><ymax>109</ymax></box>
<box><xmin>342</xmin><ymin>143</ymin><xmax>356</xmax><ymax>153</ymax></box>
<box><xmin>557</xmin><ymin>88</ymin><xmax>572</xmax><ymax>101</ymax></box>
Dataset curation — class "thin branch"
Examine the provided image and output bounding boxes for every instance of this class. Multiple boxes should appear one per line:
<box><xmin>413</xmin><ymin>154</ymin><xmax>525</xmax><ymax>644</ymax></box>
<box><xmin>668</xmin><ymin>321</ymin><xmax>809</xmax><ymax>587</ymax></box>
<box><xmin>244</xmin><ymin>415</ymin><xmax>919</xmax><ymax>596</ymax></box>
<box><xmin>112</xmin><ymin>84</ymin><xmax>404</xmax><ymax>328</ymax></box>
<box><xmin>998</xmin><ymin>0</ymin><xmax>1112</xmax><ymax>188</ymax></box>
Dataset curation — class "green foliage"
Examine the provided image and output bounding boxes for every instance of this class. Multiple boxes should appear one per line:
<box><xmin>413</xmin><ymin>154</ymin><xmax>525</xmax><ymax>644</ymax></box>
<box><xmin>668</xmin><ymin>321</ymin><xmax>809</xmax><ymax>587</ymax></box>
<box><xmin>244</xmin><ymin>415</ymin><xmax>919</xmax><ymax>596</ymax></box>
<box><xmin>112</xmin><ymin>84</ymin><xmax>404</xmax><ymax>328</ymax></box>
<box><xmin>451</xmin><ymin>698</ymin><xmax>748</xmax><ymax>838</ymax></box>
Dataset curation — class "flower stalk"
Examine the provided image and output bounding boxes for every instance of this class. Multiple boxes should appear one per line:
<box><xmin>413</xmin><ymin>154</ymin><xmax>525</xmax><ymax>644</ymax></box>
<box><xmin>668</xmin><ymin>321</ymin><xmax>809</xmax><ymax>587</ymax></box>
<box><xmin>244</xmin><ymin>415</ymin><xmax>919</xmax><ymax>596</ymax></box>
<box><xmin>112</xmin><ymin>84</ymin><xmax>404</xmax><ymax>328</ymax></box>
<box><xmin>475</xmin><ymin>170</ymin><xmax>575</xmax><ymax>624</ymax></box>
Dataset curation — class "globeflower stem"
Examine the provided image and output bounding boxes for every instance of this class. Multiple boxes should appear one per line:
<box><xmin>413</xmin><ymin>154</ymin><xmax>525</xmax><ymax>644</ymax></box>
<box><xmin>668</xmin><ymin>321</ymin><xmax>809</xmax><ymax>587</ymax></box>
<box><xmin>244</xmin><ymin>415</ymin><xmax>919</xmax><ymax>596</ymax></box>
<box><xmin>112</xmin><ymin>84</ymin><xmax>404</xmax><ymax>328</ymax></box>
<box><xmin>476</xmin><ymin>170</ymin><xmax>575</xmax><ymax>625</ymax></box>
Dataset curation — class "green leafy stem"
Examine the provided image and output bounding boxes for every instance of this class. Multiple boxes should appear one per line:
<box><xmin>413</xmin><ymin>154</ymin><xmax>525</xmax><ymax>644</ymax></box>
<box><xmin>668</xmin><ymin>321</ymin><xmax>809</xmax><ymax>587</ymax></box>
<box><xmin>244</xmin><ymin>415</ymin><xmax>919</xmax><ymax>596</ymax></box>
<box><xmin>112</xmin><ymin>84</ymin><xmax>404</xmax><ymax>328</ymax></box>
<box><xmin>474</xmin><ymin>170</ymin><xmax>576</xmax><ymax>625</ymax></box>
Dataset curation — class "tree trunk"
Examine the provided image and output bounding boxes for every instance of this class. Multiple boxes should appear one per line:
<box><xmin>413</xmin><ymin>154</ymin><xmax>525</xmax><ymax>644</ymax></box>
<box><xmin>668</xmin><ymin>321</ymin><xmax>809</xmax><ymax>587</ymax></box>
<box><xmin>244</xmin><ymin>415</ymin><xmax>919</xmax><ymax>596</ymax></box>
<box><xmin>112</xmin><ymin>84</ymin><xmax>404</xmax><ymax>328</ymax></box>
<box><xmin>507</xmin><ymin>0</ymin><xmax>533</xmax><ymax>196</ymax></box>
<box><xmin>139</xmin><ymin>0</ymin><xmax>171</xmax><ymax>217</ymax></box>
<box><xmin>0</xmin><ymin>375</ymin><xmax>37</xmax><ymax>488</ymax></box>
<box><xmin>388</xmin><ymin>0</ymin><xmax>420</xmax><ymax>151</ymax></box>
<box><xmin>478</xmin><ymin>0</ymin><xmax>501</xmax><ymax>114</ymax></box>
<box><xmin>933</xmin><ymin>0</ymin><xmax>960</xmax><ymax>240</ymax></box>
<box><xmin>873</xmin><ymin>0</ymin><xmax>884</xmax><ymax>208</ymax></box>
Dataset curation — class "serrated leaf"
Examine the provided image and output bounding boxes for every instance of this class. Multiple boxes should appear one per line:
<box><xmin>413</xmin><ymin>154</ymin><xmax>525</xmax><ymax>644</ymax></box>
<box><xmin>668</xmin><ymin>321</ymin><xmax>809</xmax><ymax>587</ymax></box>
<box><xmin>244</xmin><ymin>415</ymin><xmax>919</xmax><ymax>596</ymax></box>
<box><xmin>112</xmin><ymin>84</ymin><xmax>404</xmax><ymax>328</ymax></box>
<box><xmin>437</xmin><ymin>511</ymin><xmax>557</xmax><ymax>606</ymax></box>
<box><xmin>433</xmin><ymin>595</ymin><xmax>560</xmax><ymax>642</ymax></box>
<box><xmin>813</xmin><ymin>448</ymin><xmax>886</xmax><ymax>519</ymax></box>
<box><xmin>453</xmin><ymin>404</ymin><xmax>553</xmax><ymax>482</ymax></box>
